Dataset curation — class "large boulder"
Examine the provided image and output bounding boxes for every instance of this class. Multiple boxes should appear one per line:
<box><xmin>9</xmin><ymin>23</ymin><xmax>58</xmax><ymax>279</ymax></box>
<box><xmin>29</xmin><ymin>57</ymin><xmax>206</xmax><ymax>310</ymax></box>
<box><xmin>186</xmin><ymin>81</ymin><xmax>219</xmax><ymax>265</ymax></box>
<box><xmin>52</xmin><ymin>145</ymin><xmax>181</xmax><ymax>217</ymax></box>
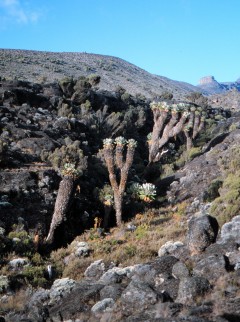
<box><xmin>172</xmin><ymin>261</ymin><xmax>190</xmax><ymax>279</ymax></box>
<box><xmin>16</xmin><ymin>137</ymin><xmax>56</xmax><ymax>157</ymax></box>
<box><xmin>186</xmin><ymin>215</ymin><xmax>219</xmax><ymax>254</ymax></box>
<box><xmin>48</xmin><ymin>277</ymin><xmax>77</xmax><ymax>305</ymax></box>
<box><xmin>4</xmin><ymin>88</ymin><xmax>50</xmax><ymax>108</ymax></box>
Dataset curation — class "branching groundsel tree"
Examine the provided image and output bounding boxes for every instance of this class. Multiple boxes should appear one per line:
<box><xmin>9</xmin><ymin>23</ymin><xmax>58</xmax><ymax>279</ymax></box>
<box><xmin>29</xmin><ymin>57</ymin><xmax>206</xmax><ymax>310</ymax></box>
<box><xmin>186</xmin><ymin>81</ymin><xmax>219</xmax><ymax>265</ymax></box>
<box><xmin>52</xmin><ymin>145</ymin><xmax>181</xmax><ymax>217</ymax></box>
<box><xmin>102</xmin><ymin>137</ymin><xmax>137</xmax><ymax>227</ymax></box>
<box><xmin>148</xmin><ymin>100</ymin><xmax>205</xmax><ymax>163</ymax></box>
<box><xmin>183</xmin><ymin>105</ymin><xmax>206</xmax><ymax>150</ymax></box>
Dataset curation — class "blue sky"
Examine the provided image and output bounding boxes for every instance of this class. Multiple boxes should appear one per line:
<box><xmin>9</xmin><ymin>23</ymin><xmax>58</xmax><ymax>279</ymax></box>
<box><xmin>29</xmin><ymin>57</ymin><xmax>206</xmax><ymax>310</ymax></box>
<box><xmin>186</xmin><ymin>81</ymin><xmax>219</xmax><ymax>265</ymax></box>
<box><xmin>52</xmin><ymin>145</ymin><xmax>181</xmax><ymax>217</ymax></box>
<box><xmin>0</xmin><ymin>0</ymin><xmax>239</xmax><ymax>85</ymax></box>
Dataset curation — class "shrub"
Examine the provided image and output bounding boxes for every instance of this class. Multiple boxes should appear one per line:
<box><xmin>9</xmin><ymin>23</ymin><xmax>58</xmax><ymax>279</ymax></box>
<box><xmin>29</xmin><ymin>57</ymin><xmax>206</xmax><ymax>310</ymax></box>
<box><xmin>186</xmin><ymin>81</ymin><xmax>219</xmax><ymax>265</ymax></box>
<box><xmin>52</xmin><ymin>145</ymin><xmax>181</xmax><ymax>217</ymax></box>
<box><xmin>187</xmin><ymin>146</ymin><xmax>202</xmax><ymax>160</ymax></box>
<box><xmin>203</xmin><ymin>179</ymin><xmax>223</xmax><ymax>202</ymax></box>
<box><xmin>22</xmin><ymin>265</ymin><xmax>48</xmax><ymax>287</ymax></box>
<box><xmin>62</xmin><ymin>257</ymin><xmax>93</xmax><ymax>280</ymax></box>
<box><xmin>135</xmin><ymin>224</ymin><xmax>149</xmax><ymax>239</ymax></box>
<box><xmin>41</xmin><ymin>140</ymin><xmax>87</xmax><ymax>174</ymax></box>
<box><xmin>87</xmin><ymin>74</ymin><xmax>101</xmax><ymax>86</ymax></box>
<box><xmin>210</xmin><ymin>172</ymin><xmax>240</xmax><ymax>225</ymax></box>
<box><xmin>8</xmin><ymin>231</ymin><xmax>35</xmax><ymax>256</ymax></box>
<box><xmin>97</xmin><ymin>184</ymin><xmax>114</xmax><ymax>206</ymax></box>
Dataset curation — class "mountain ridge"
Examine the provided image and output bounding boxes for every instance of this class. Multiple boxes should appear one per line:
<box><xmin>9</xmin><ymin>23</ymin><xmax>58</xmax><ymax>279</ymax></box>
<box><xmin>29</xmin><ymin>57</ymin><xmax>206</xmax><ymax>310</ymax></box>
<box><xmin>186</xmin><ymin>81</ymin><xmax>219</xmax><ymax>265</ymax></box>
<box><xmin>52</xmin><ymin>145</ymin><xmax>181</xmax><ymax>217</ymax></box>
<box><xmin>0</xmin><ymin>48</ymin><xmax>199</xmax><ymax>99</ymax></box>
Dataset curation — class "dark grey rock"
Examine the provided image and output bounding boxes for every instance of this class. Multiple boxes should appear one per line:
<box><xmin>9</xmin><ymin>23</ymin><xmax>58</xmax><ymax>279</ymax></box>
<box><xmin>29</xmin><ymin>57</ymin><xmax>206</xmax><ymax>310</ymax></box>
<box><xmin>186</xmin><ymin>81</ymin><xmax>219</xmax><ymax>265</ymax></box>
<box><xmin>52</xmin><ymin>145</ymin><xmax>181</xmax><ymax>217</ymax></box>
<box><xmin>193</xmin><ymin>254</ymin><xmax>228</xmax><ymax>282</ymax></box>
<box><xmin>121</xmin><ymin>281</ymin><xmax>158</xmax><ymax>313</ymax></box>
<box><xmin>172</xmin><ymin>261</ymin><xmax>190</xmax><ymax>279</ymax></box>
<box><xmin>100</xmin><ymin>284</ymin><xmax>124</xmax><ymax>301</ymax></box>
<box><xmin>130</xmin><ymin>263</ymin><xmax>157</xmax><ymax>286</ymax></box>
<box><xmin>149</xmin><ymin>255</ymin><xmax>179</xmax><ymax>276</ymax></box>
<box><xmin>155</xmin><ymin>276</ymin><xmax>180</xmax><ymax>301</ymax></box>
<box><xmin>176</xmin><ymin>277</ymin><xmax>211</xmax><ymax>304</ymax></box>
<box><xmin>186</xmin><ymin>215</ymin><xmax>219</xmax><ymax>254</ymax></box>
<box><xmin>47</xmin><ymin>281</ymin><xmax>104</xmax><ymax>321</ymax></box>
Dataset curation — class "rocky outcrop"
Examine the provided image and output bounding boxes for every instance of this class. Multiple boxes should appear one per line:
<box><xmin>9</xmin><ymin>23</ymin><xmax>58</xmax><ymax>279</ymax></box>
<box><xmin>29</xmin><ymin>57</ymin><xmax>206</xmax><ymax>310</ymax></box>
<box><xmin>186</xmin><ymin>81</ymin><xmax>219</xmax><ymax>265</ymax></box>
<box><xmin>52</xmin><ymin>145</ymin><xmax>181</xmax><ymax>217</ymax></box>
<box><xmin>209</xmin><ymin>88</ymin><xmax>240</xmax><ymax>111</ymax></box>
<box><xmin>199</xmin><ymin>76</ymin><xmax>217</xmax><ymax>85</ymax></box>
<box><xmin>167</xmin><ymin>129</ymin><xmax>240</xmax><ymax>206</ymax></box>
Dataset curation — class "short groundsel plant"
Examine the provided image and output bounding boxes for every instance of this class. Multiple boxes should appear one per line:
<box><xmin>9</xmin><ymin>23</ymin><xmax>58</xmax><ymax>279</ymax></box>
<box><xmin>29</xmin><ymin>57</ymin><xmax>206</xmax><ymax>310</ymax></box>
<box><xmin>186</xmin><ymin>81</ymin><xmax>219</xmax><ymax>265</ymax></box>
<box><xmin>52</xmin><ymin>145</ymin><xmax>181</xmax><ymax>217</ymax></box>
<box><xmin>129</xmin><ymin>182</ymin><xmax>157</xmax><ymax>203</ymax></box>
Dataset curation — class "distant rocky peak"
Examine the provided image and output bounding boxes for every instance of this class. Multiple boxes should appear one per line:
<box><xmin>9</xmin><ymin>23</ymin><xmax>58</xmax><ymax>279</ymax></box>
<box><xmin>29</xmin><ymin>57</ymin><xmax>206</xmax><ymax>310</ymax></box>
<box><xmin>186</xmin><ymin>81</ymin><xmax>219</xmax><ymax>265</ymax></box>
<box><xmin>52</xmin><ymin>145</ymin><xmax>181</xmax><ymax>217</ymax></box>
<box><xmin>197</xmin><ymin>75</ymin><xmax>240</xmax><ymax>95</ymax></box>
<box><xmin>198</xmin><ymin>76</ymin><xmax>218</xmax><ymax>85</ymax></box>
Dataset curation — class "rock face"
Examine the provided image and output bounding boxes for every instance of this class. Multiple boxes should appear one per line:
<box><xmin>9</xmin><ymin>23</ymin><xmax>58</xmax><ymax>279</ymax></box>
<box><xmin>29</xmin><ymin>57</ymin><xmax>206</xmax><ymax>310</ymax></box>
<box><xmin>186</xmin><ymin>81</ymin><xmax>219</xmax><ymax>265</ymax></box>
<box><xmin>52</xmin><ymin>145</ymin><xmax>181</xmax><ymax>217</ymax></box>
<box><xmin>167</xmin><ymin>129</ymin><xmax>240</xmax><ymax>206</ymax></box>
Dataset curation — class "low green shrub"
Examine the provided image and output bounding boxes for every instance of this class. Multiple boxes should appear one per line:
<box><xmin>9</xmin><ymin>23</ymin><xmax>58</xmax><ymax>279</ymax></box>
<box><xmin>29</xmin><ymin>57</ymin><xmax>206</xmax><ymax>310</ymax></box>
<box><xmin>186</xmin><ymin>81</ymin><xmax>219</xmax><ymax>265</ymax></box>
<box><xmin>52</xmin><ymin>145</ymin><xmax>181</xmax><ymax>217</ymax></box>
<box><xmin>8</xmin><ymin>231</ymin><xmax>35</xmax><ymax>256</ymax></box>
<box><xmin>203</xmin><ymin>179</ymin><xmax>223</xmax><ymax>202</ymax></box>
<box><xmin>210</xmin><ymin>172</ymin><xmax>240</xmax><ymax>225</ymax></box>
<box><xmin>22</xmin><ymin>265</ymin><xmax>47</xmax><ymax>288</ymax></box>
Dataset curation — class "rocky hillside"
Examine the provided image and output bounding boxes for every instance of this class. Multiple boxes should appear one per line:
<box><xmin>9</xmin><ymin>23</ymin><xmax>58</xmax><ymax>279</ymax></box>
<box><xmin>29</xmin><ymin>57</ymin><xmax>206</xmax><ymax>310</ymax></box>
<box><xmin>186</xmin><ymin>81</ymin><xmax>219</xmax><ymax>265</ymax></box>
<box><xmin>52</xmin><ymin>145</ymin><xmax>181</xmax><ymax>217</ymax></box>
<box><xmin>197</xmin><ymin>75</ymin><xmax>240</xmax><ymax>94</ymax></box>
<box><xmin>0</xmin><ymin>70</ymin><xmax>240</xmax><ymax>321</ymax></box>
<box><xmin>0</xmin><ymin>49</ymin><xmax>199</xmax><ymax>99</ymax></box>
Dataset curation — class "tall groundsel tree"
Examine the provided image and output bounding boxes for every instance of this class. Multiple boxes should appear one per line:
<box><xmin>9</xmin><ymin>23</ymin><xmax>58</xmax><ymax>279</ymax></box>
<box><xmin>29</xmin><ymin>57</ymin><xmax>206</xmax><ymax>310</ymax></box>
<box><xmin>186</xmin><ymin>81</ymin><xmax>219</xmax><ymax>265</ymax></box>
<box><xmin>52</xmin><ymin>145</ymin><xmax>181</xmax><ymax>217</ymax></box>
<box><xmin>102</xmin><ymin>137</ymin><xmax>137</xmax><ymax>227</ymax></box>
<box><xmin>42</xmin><ymin>142</ymin><xmax>87</xmax><ymax>244</ymax></box>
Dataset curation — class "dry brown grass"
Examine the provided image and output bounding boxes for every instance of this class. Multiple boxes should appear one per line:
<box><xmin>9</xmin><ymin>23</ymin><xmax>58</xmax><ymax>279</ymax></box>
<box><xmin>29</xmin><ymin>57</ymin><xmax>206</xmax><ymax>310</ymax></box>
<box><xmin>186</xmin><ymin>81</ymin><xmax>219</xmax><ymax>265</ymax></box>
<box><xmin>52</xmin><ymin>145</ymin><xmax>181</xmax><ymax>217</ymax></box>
<box><xmin>0</xmin><ymin>289</ymin><xmax>29</xmax><ymax>314</ymax></box>
<box><xmin>50</xmin><ymin>203</ymin><xmax>188</xmax><ymax>280</ymax></box>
